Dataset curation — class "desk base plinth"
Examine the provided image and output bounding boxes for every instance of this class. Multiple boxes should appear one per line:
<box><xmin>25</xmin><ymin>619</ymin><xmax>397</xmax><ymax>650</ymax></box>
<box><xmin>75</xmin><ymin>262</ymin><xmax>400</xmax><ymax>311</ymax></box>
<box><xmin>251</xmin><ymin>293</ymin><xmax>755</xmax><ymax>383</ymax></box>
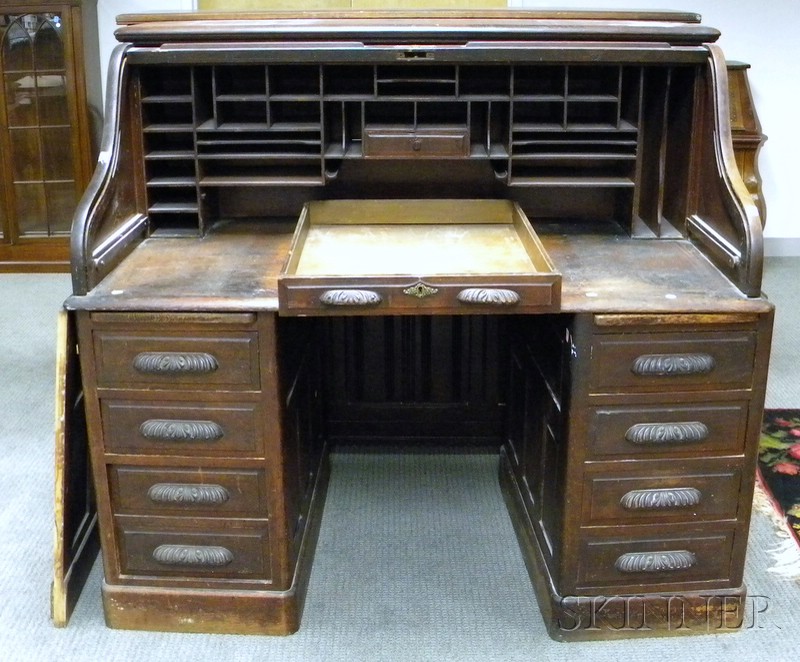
<box><xmin>102</xmin><ymin>582</ymin><xmax>303</xmax><ymax>635</ymax></box>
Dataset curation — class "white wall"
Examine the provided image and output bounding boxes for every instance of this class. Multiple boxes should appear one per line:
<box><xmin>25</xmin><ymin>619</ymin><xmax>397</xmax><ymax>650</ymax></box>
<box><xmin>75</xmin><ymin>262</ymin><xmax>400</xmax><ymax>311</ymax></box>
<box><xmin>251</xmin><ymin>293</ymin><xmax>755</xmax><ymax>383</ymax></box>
<box><xmin>96</xmin><ymin>1</ymin><xmax>195</xmax><ymax>102</ymax></box>
<box><xmin>95</xmin><ymin>1</ymin><xmax>800</xmax><ymax>250</ymax></box>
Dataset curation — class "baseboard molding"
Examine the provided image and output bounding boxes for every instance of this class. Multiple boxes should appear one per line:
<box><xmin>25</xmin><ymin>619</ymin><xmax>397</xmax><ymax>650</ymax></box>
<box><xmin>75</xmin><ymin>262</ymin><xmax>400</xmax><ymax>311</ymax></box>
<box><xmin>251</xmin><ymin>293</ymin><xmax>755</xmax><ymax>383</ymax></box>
<box><xmin>765</xmin><ymin>237</ymin><xmax>800</xmax><ymax>257</ymax></box>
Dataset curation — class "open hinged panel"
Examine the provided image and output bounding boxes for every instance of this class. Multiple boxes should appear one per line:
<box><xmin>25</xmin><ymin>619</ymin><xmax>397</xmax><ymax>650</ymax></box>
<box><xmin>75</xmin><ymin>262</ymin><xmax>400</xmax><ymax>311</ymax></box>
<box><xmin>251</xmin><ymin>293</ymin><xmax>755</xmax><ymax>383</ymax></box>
<box><xmin>278</xmin><ymin>199</ymin><xmax>561</xmax><ymax>316</ymax></box>
<box><xmin>52</xmin><ymin>310</ymin><xmax>99</xmax><ymax>627</ymax></box>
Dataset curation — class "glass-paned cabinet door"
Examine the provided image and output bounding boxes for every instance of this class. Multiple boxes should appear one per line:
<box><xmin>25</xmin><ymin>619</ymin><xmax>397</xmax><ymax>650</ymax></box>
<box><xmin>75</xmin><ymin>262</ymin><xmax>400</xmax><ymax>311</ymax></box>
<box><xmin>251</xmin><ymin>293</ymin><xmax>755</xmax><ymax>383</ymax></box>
<box><xmin>1</xmin><ymin>12</ymin><xmax>75</xmax><ymax>238</ymax></box>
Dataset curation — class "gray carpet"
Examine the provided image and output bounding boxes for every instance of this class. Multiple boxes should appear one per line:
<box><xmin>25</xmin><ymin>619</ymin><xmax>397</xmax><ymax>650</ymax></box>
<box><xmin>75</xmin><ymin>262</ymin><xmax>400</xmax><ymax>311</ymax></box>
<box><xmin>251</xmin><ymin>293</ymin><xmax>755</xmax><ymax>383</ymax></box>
<box><xmin>1</xmin><ymin>266</ymin><xmax>798</xmax><ymax>661</ymax></box>
<box><xmin>763</xmin><ymin>257</ymin><xmax>800</xmax><ymax>407</ymax></box>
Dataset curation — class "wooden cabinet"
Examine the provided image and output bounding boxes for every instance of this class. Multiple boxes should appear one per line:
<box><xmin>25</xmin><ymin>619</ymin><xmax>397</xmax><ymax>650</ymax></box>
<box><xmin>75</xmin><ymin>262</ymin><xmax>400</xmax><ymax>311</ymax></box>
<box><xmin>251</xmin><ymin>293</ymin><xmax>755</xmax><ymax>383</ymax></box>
<box><xmin>503</xmin><ymin>311</ymin><xmax>772</xmax><ymax>637</ymax></box>
<box><xmin>0</xmin><ymin>2</ymin><xmax>101</xmax><ymax>270</ymax></box>
<box><xmin>59</xmin><ymin>11</ymin><xmax>773</xmax><ymax>640</ymax></box>
<box><xmin>578</xmin><ymin>314</ymin><xmax>768</xmax><ymax>596</ymax></box>
<box><xmin>74</xmin><ymin>310</ymin><xmax>326</xmax><ymax>633</ymax></box>
<box><xmin>728</xmin><ymin>61</ymin><xmax>767</xmax><ymax>225</ymax></box>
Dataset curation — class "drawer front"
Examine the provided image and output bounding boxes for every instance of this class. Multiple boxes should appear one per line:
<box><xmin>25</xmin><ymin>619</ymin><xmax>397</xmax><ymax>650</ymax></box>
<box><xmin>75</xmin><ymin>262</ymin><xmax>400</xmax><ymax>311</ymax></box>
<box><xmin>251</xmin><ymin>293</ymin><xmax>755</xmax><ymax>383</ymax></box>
<box><xmin>93</xmin><ymin>332</ymin><xmax>260</xmax><ymax>390</ymax></box>
<box><xmin>101</xmin><ymin>399</ymin><xmax>263</xmax><ymax>457</ymax></box>
<box><xmin>363</xmin><ymin>125</ymin><xmax>470</xmax><ymax>158</ymax></box>
<box><xmin>588</xmin><ymin>403</ymin><xmax>749</xmax><ymax>458</ymax></box>
<box><xmin>582</xmin><ymin>466</ymin><xmax>742</xmax><ymax>525</ymax></box>
<box><xmin>280</xmin><ymin>277</ymin><xmax>560</xmax><ymax>316</ymax></box>
<box><xmin>588</xmin><ymin>331</ymin><xmax>757</xmax><ymax>392</ymax></box>
<box><xmin>577</xmin><ymin>530</ymin><xmax>735</xmax><ymax>589</ymax></box>
<box><xmin>110</xmin><ymin>467</ymin><xmax>268</xmax><ymax>518</ymax></box>
<box><xmin>117</xmin><ymin>518</ymin><xmax>271</xmax><ymax>580</ymax></box>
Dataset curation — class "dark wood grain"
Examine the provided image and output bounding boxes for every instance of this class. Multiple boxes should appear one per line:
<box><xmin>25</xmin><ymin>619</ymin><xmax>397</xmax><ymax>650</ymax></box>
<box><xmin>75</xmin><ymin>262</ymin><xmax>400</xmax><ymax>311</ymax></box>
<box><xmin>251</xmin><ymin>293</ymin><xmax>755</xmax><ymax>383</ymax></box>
<box><xmin>0</xmin><ymin>2</ymin><xmax>101</xmax><ymax>271</ymax></box>
<box><xmin>62</xmin><ymin>10</ymin><xmax>774</xmax><ymax>640</ymax></box>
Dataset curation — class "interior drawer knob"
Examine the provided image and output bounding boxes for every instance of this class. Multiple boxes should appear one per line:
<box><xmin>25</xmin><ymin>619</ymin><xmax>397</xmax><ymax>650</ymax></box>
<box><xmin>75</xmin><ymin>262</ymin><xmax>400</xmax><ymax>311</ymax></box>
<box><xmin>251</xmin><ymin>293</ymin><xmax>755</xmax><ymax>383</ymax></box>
<box><xmin>148</xmin><ymin>483</ymin><xmax>230</xmax><ymax>506</ymax></box>
<box><xmin>152</xmin><ymin>544</ymin><xmax>233</xmax><ymax>567</ymax></box>
<box><xmin>620</xmin><ymin>487</ymin><xmax>702</xmax><ymax>510</ymax></box>
<box><xmin>457</xmin><ymin>288</ymin><xmax>520</xmax><ymax>306</ymax></box>
<box><xmin>133</xmin><ymin>351</ymin><xmax>219</xmax><ymax>375</ymax></box>
<box><xmin>631</xmin><ymin>353</ymin><xmax>715</xmax><ymax>376</ymax></box>
<box><xmin>615</xmin><ymin>550</ymin><xmax>697</xmax><ymax>573</ymax></box>
<box><xmin>319</xmin><ymin>289</ymin><xmax>382</xmax><ymax>307</ymax></box>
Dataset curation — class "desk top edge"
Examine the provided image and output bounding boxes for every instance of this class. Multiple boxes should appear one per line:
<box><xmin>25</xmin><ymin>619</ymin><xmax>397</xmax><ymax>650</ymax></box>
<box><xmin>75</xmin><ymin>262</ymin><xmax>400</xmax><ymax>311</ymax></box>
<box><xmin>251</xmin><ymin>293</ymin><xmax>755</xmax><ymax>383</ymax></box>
<box><xmin>116</xmin><ymin>10</ymin><xmax>704</xmax><ymax>26</ymax></box>
<box><xmin>113</xmin><ymin>10</ymin><xmax>719</xmax><ymax>46</ymax></box>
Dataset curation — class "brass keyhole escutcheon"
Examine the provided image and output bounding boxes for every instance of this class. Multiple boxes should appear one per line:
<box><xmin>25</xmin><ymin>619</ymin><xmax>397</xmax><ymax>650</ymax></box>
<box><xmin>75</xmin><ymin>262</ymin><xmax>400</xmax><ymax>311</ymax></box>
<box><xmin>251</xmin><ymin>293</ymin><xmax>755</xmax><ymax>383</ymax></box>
<box><xmin>403</xmin><ymin>282</ymin><xmax>439</xmax><ymax>299</ymax></box>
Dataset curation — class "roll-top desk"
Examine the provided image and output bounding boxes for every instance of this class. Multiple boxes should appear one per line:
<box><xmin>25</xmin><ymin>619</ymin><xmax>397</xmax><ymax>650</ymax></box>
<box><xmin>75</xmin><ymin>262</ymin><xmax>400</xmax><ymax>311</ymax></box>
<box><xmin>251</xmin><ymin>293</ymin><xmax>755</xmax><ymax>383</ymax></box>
<box><xmin>56</xmin><ymin>11</ymin><xmax>773</xmax><ymax>640</ymax></box>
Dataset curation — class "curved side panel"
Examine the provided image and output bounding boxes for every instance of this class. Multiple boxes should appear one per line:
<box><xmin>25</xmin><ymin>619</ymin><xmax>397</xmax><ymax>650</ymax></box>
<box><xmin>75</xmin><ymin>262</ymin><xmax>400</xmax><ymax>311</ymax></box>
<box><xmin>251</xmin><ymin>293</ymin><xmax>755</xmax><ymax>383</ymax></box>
<box><xmin>687</xmin><ymin>46</ymin><xmax>764</xmax><ymax>297</ymax></box>
<box><xmin>71</xmin><ymin>44</ymin><xmax>145</xmax><ymax>295</ymax></box>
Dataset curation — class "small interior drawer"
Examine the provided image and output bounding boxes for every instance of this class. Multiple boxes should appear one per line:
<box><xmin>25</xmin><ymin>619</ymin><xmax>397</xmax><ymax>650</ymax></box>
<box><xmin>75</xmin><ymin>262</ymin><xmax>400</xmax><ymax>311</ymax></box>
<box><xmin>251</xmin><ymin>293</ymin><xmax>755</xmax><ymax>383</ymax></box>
<box><xmin>278</xmin><ymin>199</ymin><xmax>561</xmax><ymax>316</ymax></box>
<box><xmin>363</xmin><ymin>125</ymin><xmax>470</xmax><ymax>158</ymax></box>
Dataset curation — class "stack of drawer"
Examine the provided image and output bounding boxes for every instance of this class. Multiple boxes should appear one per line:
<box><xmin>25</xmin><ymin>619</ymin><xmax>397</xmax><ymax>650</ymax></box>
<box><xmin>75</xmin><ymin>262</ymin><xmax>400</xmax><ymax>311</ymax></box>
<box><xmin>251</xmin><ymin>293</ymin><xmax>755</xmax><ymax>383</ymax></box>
<box><xmin>566</xmin><ymin>313</ymin><xmax>768</xmax><ymax>596</ymax></box>
<box><xmin>78</xmin><ymin>312</ymin><xmax>286</xmax><ymax>594</ymax></box>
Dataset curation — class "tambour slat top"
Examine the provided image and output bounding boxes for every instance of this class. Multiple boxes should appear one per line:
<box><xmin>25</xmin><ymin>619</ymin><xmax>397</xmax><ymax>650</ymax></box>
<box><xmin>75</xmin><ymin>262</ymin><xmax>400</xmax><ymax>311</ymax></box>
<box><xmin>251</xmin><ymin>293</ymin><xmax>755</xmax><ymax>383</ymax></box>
<box><xmin>113</xmin><ymin>10</ymin><xmax>719</xmax><ymax>47</ymax></box>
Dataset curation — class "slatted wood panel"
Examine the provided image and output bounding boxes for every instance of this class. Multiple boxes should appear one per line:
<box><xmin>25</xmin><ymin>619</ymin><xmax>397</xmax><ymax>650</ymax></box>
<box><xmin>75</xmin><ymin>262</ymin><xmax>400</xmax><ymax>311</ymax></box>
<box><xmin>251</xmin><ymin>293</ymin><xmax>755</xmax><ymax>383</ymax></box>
<box><xmin>323</xmin><ymin>315</ymin><xmax>507</xmax><ymax>445</ymax></box>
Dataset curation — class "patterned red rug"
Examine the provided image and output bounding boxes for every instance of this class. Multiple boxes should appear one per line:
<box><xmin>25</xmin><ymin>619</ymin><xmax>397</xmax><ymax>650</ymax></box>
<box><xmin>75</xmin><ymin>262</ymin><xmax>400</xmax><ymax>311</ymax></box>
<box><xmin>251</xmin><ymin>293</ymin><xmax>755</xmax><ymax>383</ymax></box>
<box><xmin>758</xmin><ymin>409</ymin><xmax>800</xmax><ymax>548</ymax></box>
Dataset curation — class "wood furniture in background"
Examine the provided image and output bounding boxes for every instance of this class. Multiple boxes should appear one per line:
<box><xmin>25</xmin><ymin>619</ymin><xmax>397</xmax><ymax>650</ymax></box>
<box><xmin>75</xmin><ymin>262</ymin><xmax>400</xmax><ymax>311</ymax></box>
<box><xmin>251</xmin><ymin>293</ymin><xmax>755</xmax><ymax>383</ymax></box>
<box><xmin>0</xmin><ymin>1</ymin><xmax>101</xmax><ymax>271</ymax></box>
<box><xmin>728</xmin><ymin>61</ymin><xmax>767</xmax><ymax>225</ymax></box>
<box><xmin>57</xmin><ymin>11</ymin><xmax>773</xmax><ymax>640</ymax></box>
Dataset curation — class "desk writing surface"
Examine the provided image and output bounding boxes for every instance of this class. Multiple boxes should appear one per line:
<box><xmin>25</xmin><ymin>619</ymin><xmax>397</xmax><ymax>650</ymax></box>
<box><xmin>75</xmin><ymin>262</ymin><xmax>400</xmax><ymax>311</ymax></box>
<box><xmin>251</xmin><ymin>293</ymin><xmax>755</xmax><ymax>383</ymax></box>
<box><xmin>69</xmin><ymin>221</ymin><xmax>295</xmax><ymax>312</ymax></box>
<box><xmin>67</xmin><ymin>219</ymin><xmax>769</xmax><ymax>314</ymax></box>
<box><xmin>294</xmin><ymin>224</ymin><xmax>535</xmax><ymax>276</ymax></box>
<box><xmin>539</xmin><ymin>231</ymin><xmax>769</xmax><ymax>313</ymax></box>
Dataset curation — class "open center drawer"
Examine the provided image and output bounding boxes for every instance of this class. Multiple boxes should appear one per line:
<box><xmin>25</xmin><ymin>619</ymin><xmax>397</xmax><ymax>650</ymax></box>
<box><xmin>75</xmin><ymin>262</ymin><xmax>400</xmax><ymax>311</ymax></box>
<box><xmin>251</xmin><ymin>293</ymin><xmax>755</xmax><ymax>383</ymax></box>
<box><xmin>278</xmin><ymin>199</ymin><xmax>561</xmax><ymax>316</ymax></box>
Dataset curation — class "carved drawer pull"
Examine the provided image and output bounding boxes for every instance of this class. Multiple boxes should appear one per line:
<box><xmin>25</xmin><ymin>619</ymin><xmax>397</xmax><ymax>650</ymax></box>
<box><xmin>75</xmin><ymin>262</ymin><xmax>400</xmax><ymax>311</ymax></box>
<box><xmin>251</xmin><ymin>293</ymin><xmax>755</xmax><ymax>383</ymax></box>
<box><xmin>620</xmin><ymin>487</ymin><xmax>702</xmax><ymax>510</ymax></box>
<box><xmin>631</xmin><ymin>353</ymin><xmax>715</xmax><ymax>376</ymax></box>
<box><xmin>615</xmin><ymin>550</ymin><xmax>697</xmax><ymax>573</ymax></box>
<box><xmin>148</xmin><ymin>483</ymin><xmax>230</xmax><ymax>506</ymax></box>
<box><xmin>133</xmin><ymin>351</ymin><xmax>219</xmax><ymax>375</ymax></box>
<box><xmin>456</xmin><ymin>288</ymin><xmax>520</xmax><ymax>306</ymax></box>
<box><xmin>319</xmin><ymin>289</ymin><xmax>382</xmax><ymax>307</ymax></box>
<box><xmin>139</xmin><ymin>419</ymin><xmax>224</xmax><ymax>442</ymax></box>
<box><xmin>625</xmin><ymin>421</ymin><xmax>709</xmax><ymax>445</ymax></box>
<box><xmin>152</xmin><ymin>544</ymin><xmax>233</xmax><ymax>567</ymax></box>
